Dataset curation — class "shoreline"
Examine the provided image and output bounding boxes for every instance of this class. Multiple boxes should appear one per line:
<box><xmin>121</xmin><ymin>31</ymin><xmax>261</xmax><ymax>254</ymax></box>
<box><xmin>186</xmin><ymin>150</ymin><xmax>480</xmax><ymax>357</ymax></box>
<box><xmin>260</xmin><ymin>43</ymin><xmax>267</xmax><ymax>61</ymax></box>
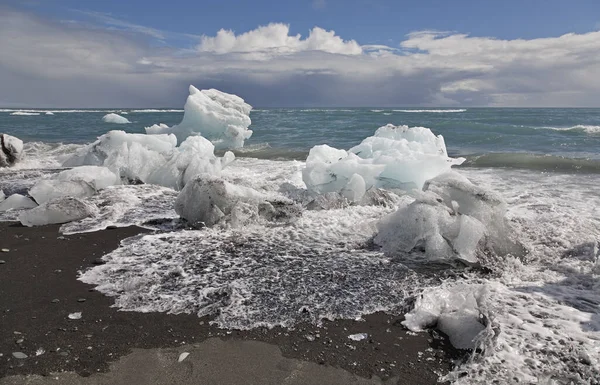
<box><xmin>0</xmin><ymin>222</ymin><xmax>462</xmax><ymax>384</ymax></box>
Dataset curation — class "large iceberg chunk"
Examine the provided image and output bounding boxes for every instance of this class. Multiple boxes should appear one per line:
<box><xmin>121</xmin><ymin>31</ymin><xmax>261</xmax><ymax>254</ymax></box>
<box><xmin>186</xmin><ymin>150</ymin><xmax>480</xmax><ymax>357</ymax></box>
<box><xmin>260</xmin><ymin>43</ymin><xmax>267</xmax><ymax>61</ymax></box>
<box><xmin>145</xmin><ymin>86</ymin><xmax>252</xmax><ymax>149</ymax></box>
<box><xmin>19</xmin><ymin>197</ymin><xmax>97</xmax><ymax>227</ymax></box>
<box><xmin>175</xmin><ymin>174</ymin><xmax>300</xmax><ymax>227</ymax></box>
<box><xmin>29</xmin><ymin>166</ymin><xmax>120</xmax><ymax>204</ymax></box>
<box><xmin>302</xmin><ymin>125</ymin><xmax>464</xmax><ymax>201</ymax></box>
<box><xmin>0</xmin><ymin>193</ymin><xmax>37</xmax><ymax>212</ymax></box>
<box><xmin>102</xmin><ymin>113</ymin><xmax>131</xmax><ymax>124</ymax></box>
<box><xmin>374</xmin><ymin>171</ymin><xmax>524</xmax><ymax>265</ymax></box>
<box><xmin>63</xmin><ymin>131</ymin><xmax>177</xmax><ymax>184</ymax></box>
<box><xmin>1</xmin><ymin>134</ymin><xmax>24</xmax><ymax>167</ymax></box>
<box><xmin>403</xmin><ymin>283</ymin><xmax>488</xmax><ymax>349</ymax></box>
<box><xmin>63</xmin><ymin>130</ymin><xmax>233</xmax><ymax>189</ymax></box>
<box><xmin>147</xmin><ymin>136</ymin><xmax>235</xmax><ymax>190</ymax></box>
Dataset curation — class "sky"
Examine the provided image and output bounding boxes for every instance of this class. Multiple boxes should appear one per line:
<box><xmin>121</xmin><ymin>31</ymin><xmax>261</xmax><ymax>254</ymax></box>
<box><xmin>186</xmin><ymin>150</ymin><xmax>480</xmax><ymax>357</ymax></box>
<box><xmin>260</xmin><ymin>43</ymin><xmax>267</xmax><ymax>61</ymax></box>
<box><xmin>1</xmin><ymin>0</ymin><xmax>600</xmax><ymax>107</ymax></box>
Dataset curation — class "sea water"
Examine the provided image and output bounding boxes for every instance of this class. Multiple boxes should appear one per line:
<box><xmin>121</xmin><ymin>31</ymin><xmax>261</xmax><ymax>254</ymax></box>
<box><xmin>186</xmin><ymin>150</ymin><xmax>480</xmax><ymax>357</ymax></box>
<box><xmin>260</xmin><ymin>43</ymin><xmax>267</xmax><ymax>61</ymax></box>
<box><xmin>1</xmin><ymin>108</ymin><xmax>599</xmax><ymax>383</ymax></box>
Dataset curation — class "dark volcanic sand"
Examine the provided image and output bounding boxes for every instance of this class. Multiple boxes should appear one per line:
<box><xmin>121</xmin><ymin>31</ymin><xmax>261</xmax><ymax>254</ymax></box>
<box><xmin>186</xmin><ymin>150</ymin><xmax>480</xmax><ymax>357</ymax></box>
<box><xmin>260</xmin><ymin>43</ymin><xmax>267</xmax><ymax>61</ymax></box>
<box><xmin>0</xmin><ymin>222</ymin><xmax>463</xmax><ymax>383</ymax></box>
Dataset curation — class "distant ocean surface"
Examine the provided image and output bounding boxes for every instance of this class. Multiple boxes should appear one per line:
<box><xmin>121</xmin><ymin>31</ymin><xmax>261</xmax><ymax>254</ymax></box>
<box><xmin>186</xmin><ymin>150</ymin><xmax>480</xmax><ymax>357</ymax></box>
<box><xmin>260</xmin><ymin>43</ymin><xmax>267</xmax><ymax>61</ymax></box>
<box><xmin>2</xmin><ymin>108</ymin><xmax>600</xmax><ymax>172</ymax></box>
<box><xmin>2</xmin><ymin>107</ymin><xmax>600</xmax><ymax>383</ymax></box>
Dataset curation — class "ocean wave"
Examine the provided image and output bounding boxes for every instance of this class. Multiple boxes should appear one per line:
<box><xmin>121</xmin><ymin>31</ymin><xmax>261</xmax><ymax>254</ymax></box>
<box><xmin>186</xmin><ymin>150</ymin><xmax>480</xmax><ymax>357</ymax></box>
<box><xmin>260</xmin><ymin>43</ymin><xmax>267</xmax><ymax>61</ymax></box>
<box><xmin>10</xmin><ymin>111</ymin><xmax>40</xmax><ymax>116</ymax></box>
<box><xmin>297</xmin><ymin>109</ymin><xmax>354</xmax><ymax>112</ymax></box>
<box><xmin>2</xmin><ymin>109</ymin><xmax>116</xmax><ymax>113</ymax></box>
<box><xmin>129</xmin><ymin>109</ymin><xmax>184</xmax><ymax>113</ymax></box>
<box><xmin>218</xmin><ymin>143</ymin><xmax>308</xmax><ymax>161</ymax></box>
<box><xmin>392</xmin><ymin>109</ymin><xmax>467</xmax><ymax>113</ymax></box>
<box><xmin>463</xmin><ymin>152</ymin><xmax>600</xmax><ymax>173</ymax></box>
<box><xmin>539</xmin><ymin>125</ymin><xmax>600</xmax><ymax>134</ymax></box>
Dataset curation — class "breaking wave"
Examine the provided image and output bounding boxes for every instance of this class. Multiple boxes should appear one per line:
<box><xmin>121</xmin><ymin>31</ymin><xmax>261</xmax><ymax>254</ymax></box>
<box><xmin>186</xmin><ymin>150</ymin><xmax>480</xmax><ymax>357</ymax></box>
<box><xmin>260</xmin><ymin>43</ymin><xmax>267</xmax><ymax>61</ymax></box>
<box><xmin>463</xmin><ymin>153</ymin><xmax>600</xmax><ymax>173</ymax></box>
<box><xmin>393</xmin><ymin>109</ymin><xmax>467</xmax><ymax>113</ymax></box>
<box><xmin>539</xmin><ymin>125</ymin><xmax>600</xmax><ymax>134</ymax></box>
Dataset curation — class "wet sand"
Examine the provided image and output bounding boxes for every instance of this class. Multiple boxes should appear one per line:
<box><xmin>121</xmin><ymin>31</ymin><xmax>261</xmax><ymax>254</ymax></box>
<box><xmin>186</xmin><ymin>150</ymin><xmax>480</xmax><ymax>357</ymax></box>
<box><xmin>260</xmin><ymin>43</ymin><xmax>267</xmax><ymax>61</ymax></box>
<box><xmin>0</xmin><ymin>222</ymin><xmax>462</xmax><ymax>384</ymax></box>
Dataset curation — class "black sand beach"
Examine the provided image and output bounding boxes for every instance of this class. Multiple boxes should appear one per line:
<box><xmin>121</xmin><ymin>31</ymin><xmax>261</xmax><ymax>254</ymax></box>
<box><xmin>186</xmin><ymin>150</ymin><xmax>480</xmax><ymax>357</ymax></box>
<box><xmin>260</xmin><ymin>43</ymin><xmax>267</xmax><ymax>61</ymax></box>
<box><xmin>0</xmin><ymin>222</ymin><xmax>461</xmax><ymax>384</ymax></box>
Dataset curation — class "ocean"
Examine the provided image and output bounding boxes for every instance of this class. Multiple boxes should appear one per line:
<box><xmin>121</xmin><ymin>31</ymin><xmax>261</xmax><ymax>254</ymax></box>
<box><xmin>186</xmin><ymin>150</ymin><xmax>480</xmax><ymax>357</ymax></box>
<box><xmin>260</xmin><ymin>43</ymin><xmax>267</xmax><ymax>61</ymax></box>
<box><xmin>1</xmin><ymin>107</ymin><xmax>599</xmax><ymax>383</ymax></box>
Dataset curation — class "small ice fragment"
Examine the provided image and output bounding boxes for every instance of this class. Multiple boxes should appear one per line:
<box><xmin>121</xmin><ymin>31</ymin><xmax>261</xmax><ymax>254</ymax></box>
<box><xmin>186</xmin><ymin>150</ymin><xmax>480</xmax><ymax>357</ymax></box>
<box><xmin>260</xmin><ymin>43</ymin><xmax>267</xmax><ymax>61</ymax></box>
<box><xmin>36</xmin><ymin>348</ymin><xmax>45</xmax><ymax>356</ymax></box>
<box><xmin>305</xmin><ymin>334</ymin><xmax>316</xmax><ymax>342</ymax></box>
<box><xmin>68</xmin><ymin>312</ymin><xmax>82</xmax><ymax>320</ymax></box>
<box><xmin>1</xmin><ymin>248</ymin><xmax>9</xmax><ymax>252</ymax></box>
<box><xmin>12</xmin><ymin>352</ymin><xmax>27</xmax><ymax>359</ymax></box>
<box><xmin>178</xmin><ymin>352</ymin><xmax>190</xmax><ymax>362</ymax></box>
<box><xmin>102</xmin><ymin>113</ymin><xmax>130</xmax><ymax>124</ymax></box>
<box><xmin>348</xmin><ymin>333</ymin><xmax>368</xmax><ymax>341</ymax></box>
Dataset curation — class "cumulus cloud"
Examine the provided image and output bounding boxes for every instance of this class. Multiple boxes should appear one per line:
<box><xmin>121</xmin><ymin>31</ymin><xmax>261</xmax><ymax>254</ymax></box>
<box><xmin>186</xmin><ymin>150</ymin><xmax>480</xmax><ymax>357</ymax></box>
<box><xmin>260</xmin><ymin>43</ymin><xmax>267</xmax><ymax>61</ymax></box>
<box><xmin>197</xmin><ymin>23</ymin><xmax>362</xmax><ymax>55</ymax></box>
<box><xmin>0</xmin><ymin>6</ymin><xmax>599</xmax><ymax>107</ymax></box>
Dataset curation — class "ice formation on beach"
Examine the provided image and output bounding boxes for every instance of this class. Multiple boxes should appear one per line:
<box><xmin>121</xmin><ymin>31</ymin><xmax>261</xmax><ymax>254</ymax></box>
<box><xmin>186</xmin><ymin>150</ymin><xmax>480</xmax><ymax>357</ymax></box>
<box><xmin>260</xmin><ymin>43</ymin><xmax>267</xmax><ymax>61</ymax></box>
<box><xmin>0</xmin><ymin>193</ymin><xmax>37</xmax><ymax>212</ymax></box>
<box><xmin>374</xmin><ymin>171</ymin><xmax>523</xmax><ymax>265</ymax></box>
<box><xmin>175</xmin><ymin>174</ymin><xmax>300</xmax><ymax>227</ymax></box>
<box><xmin>102</xmin><ymin>113</ymin><xmax>131</xmax><ymax>124</ymax></box>
<box><xmin>404</xmin><ymin>278</ymin><xmax>600</xmax><ymax>383</ymax></box>
<box><xmin>60</xmin><ymin>184</ymin><xmax>178</xmax><ymax>234</ymax></box>
<box><xmin>146</xmin><ymin>136</ymin><xmax>235</xmax><ymax>190</ymax></box>
<box><xmin>145</xmin><ymin>86</ymin><xmax>253</xmax><ymax>149</ymax></box>
<box><xmin>19</xmin><ymin>196</ymin><xmax>97</xmax><ymax>227</ymax></box>
<box><xmin>403</xmin><ymin>283</ymin><xmax>487</xmax><ymax>349</ymax></box>
<box><xmin>29</xmin><ymin>166</ymin><xmax>120</xmax><ymax>204</ymax></box>
<box><xmin>63</xmin><ymin>130</ymin><xmax>234</xmax><ymax>189</ymax></box>
<box><xmin>64</xmin><ymin>130</ymin><xmax>177</xmax><ymax>183</ymax></box>
<box><xmin>303</xmin><ymin>125</ymin><xmax>465</xmax><ymax>202</ymax></box>
<box><xmin>0</xmin><ymin>134</ymin><xmax>24</xmax><ymax>168</ymax></box>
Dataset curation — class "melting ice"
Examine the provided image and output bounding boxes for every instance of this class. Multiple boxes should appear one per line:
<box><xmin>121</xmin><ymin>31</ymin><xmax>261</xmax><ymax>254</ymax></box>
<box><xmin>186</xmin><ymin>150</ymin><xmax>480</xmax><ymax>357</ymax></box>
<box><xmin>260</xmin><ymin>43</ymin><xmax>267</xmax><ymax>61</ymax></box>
<box><xmin>1</xmin><ymin>87</ymin><xmax>599</xmax><ymax>384</ymax></box>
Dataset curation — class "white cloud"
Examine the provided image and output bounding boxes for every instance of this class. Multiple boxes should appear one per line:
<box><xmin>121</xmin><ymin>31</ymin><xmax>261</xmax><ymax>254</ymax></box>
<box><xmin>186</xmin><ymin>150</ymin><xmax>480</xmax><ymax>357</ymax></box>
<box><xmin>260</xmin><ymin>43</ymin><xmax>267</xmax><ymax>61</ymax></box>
<box><xmin>1</xmin><ymin>7</ymin><xmax>600</xmax><ymax>107</ymax></box>
<box><xmin>197</xmin><ymin>23</ymin><xmax>362</xmax><ymax>56</ymax></box>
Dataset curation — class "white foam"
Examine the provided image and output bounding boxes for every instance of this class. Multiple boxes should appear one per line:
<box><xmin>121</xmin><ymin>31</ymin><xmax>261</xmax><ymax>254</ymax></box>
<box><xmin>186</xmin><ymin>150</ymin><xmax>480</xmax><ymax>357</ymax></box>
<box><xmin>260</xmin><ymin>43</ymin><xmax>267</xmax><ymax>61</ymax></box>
<box><xmin>131</xmin><ymin>109</ymin><xmax>184</xmax><ymax>113</ymax></box>
<box><xmin>393</xmin><ymin>109</ymin><xmax>467</xmax><ymax>113</ymax></box>
<box><xmin>79</xmin><ymin>203</ymin><xmax>413</xmax><ymax>330</ymax></box>
<box><xmin>10</xmin><ymin>111</ymin><xmax>40</xmax><ymax>116</ymax></box>
<box><xmin>60</xmin><ymin>184</ymin><xmax>178</xmax><ymax>234</ymax></box>
<box><xmin>540</xmin><ymin>124</ymin><xmax>600</xmax><ymax>134</ymax></box>
<box><xmin>102</xmin><ymin>113</ymin><xmax>131</xmax><ymax>124</ymax></box>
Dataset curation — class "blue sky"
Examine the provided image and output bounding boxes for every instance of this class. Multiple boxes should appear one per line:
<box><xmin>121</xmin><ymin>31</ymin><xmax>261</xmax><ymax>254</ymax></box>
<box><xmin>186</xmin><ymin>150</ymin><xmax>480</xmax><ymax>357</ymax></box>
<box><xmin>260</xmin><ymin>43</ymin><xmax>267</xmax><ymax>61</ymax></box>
<box><xmin>1</xmin><ymin>0</ymin><xmax>600</xmax><ymax>107</ymax></box>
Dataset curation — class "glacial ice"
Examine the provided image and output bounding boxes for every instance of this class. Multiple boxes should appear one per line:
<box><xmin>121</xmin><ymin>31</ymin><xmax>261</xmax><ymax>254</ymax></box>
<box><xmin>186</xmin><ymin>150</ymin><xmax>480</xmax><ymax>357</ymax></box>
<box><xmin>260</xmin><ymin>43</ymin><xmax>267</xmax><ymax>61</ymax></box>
<box><xmin>102</xmin><ymin>113</ymin><xmax>131</xmax><ymax>124</ymax></box>
<box><xmin>175</xmin><ymin>174</ymin><xmax>300</xmax><ymax>227</ymax></box>
<box><xmin>60</xmin><ymin>184</ymin><xmax>178</xmax><ymax>235</ymax></box>
<box><xmin>145</xmin><ymin>86</ymin><xmax>253</xmax><ymax>149</ymax></box>
<box><xmin>0</xmin><ymin>134</ymin><xmax>24</xmax><ymax>167</ymax></box>
<box><xmin>19</xmin><ymin>197</ymin><xmax>97</xmax><ymax>227</ymax></box>
<box><xmin>0</xmin><ymin>194</ymin><xmax>37</xmax><ymax>212</ymax></box>
<box><xmin>62</xmin><ymin>130</ymin><xmax>233</xmax><ymax>189</ymax></box>
<box><xmin>402</xmin><ymin>283</ymin><xmax>487</xmax><ymax>349</ymax></box>
<box><xmin>29</xmin><ymin>166</ymin><xmax>120</xmax><ymax>204</ymax></box>
<box><xmin>147</xmin><ymin>136</ymin><xmax>235</xmax><ymax>190</ymax></box>
<box><xmin>374</xmin><ymin>171</ymin><xmax>522</xmax><ymax>265</ymax></box>
<box><xmin>0</xmin><ymin>190</ymin><xmax>4</xmax><ymax>202</ymax></box>
<box><xmin>303</xmin><ymin>125</ymin><xmax>465</xmax><ymax>202</ymax></box>
<box><xmin>63</xmin><ymin>130</ymin><xmax>177</xmax><ymax>184</ymax></box>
